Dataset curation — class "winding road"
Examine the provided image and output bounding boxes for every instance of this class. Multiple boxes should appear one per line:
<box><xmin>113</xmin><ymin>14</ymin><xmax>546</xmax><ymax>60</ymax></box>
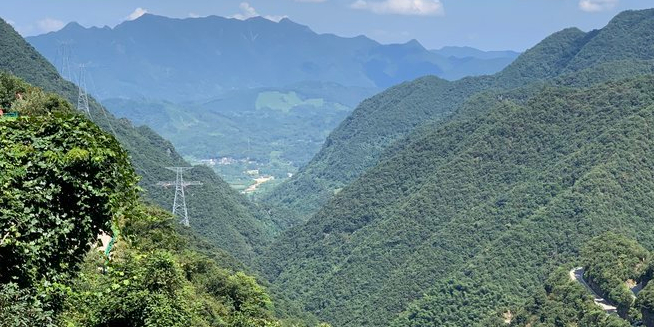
<box><xmin>569</xmin><ymin>267</ymin><xmax>618</xmax><ymax>314</ymax></box>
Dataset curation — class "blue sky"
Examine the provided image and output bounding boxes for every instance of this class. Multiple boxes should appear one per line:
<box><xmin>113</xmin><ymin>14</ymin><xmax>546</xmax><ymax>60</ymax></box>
<box><xmin>1</xmin><ymin>0</ymin><xmax>652</xmax><ymax>51</ymax></box>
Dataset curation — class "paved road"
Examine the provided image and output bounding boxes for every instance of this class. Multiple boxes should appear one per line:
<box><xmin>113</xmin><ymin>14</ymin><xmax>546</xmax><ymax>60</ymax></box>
<box><xmin>569</xmin><ymin>267</ymin><xmax>618</xmax><ymax>314</ymax></box>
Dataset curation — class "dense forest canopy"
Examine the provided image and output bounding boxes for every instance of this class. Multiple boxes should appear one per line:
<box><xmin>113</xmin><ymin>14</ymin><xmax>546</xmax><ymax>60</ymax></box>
<box><xmin>507</xmin><ymin>233</ymin><xmax>654</xmax><ymax>326</ymax></box>
<box><xmin>259</xmin><ymin>9</ymin><xmax>654</xmax><ymax>325</ymax></box>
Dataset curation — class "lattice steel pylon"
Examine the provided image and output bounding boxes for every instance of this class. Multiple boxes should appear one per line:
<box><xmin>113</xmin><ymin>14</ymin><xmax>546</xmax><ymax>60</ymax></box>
<box><xmin>77</xmin><ymin>64</ymin><xmax>91</xmax><ymax>116</ymax></box>
<box><xmin>157</xmin><ymin>167</ymin><xmax>202</xmax><ymax>227</ymax></box>
<box><xmin>56</xmin><ymin>41</ymin><xmax>73</xmax><ymax>81</ymax></box>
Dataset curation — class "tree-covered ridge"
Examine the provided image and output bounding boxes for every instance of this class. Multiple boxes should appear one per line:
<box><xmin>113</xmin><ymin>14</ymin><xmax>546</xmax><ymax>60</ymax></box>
<box><xmin>263</xmin><ymin>8</ymin><xmax>654</xmax><ymax>223</ymax></box>
<box><xmin>57</xmin><ymin>207</ymin><xmax>284</xmax><ymax>327</ymax></box>
<box><xmin>0</xmin><ymin>17</ymin><xmax>276</xmax><ymax>264</ymax></box>
<box><xmin>262</xmin><ymin>74</ymin><xmax>493</xmax><ymax>220</ymax></box>
<box><xmin>262</xmin><ymin>74</ymin><xmax>654</xmax><ymax>326</ymax></box>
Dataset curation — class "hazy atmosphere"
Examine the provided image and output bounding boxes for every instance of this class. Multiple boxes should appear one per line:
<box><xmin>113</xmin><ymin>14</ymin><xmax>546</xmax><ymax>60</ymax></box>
<box><xmin>2</xmin><ymin>0</ymin><xmax>653</xmax><ymax>49</ymax></box>
<box><xmin>3</xmin><ymin>1</ymin><xmax>654</xmax><ymax>327</ymax></box>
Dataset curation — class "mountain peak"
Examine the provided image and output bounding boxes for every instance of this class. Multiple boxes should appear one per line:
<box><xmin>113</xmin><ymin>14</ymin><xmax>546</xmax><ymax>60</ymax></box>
<box><xmin>61</xmin><ymin>21</ymin><xmax>84</xmax><ymax>32</ymax></box>
<box><xmin>404</xmin><ymin>39</ymin><xmax>426</xmax><ymax>50</ymax></box>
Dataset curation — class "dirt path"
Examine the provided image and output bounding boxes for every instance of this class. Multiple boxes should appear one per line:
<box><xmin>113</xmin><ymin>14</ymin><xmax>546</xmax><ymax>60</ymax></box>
<box><xmin>569</xmin><ymin>267</ymin><xmax>618</xmax><ymax>313</ymax></box>
<box><xmin>243</xmin><ymin>175</ymin><xmax>275</xmax><ymax>193</ymax></box>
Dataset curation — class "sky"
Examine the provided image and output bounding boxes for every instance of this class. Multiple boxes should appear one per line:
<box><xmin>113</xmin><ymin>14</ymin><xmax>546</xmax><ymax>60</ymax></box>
<box><xmin>1</xmin><ymin>0</ymin><xmax>652</xmax><ymax>51</ymax></box>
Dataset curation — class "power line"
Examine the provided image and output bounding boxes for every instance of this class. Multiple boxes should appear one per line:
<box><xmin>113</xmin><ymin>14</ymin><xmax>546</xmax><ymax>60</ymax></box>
<box><xmin>157</xmin><ymin>167</ymin><xmax>202</xmax><ymax>227</ymax></box>
<box><xmin>84</xmin><ymin>65</ymin><xmax>157</xmax><ymax>181</ymax></box>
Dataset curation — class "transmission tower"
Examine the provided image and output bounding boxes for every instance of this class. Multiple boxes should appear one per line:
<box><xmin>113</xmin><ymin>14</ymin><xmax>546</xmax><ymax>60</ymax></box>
<box><xmin>55</xmin><ymin>41</ymin><xmax>73</xmax><ymax>81</ymax></box>
<box><xmin>157</xmin><ymin>167</ymin><xmax>202</xmax><ymax>227</ymax></box>
<box><xmin>77</xmin><ymin>64</ymin><xmax>91</xmax><ymax>116</ymax></box>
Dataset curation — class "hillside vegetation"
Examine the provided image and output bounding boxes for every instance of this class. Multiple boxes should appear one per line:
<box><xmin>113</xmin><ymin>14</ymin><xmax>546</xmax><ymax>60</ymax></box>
<box><xmin>0</xmin><ymin>73</ymin><xmax>327</xmax><ymax>327</ymax></box>
<box><xmin>263</xmin><ymin>9</ymin><xmax>654</xmax><ymax>223</ymax></box>
<box><xmin>260</xmin><ymin>9</ymin><xmax>654</xmax><ymax>326</ymax></box>
<box><xmin>27</xmin><ymin>15</ymin><xmax>516</xmax><ymax>190</ymax></box>
<box><xmin>509</xmin><ymin>233</ymin><xmax>654</xmax><ymax>326</ymax></box>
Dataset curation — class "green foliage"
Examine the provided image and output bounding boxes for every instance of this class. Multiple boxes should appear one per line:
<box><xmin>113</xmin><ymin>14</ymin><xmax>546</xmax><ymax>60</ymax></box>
<box><xmin>637</xmin><ymin>283</ymin><xmax>654</xmax><ymax>311</ymax></box>
<box><xmin>581</xmin><ymin>232</ymin><xmax>649</xmax><ymax>310</ymax></box>
<box><xmin>263</xmin><ymin>75</ymin><xmax>654</xmax><ymax>326</ymax></box>
<box><xmin>0</xmin><ymin>73</ymin><xmax>308</xmax><ymax>327</ymax></box>
<box><xmin>261</xmin><ymin>9</ymin><xmax>654</xmax><ymax>326</ymax></box>
<box><xmin>0</xmin><ymin>90</ymin><xmax>137</xmax><ymax>292</ymax></box>
<box><xmin>263</xmin><ymin>75</ymin><xmax>493</xmax><ymax>221</ymax></box>
<box><xmin>264</xmin><ymin>9</ymin><xmax>654</xmax><ymax>224</ymax></box>
<box><xmin>0</xmin><ymin>283</ymin><xmax>56</xmax><ymax>327</ymax></box>
<box><xmin>59</xmin><ymin>207</ymin><xmax>286</xmax><ymax>327</ymax></box>
<box><xmin>505</xmin><ymin>267</ymin><xmax>630</xmax><ymax>327</ymax></box>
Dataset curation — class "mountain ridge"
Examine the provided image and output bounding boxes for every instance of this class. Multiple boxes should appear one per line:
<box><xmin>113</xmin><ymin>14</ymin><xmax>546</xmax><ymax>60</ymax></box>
<box><xmin>264</xmin><ymin>8</ymin><xmax>654</xmax><ymax>223</ymax></box>
<box><xmin>27</xmin><ymin>14</ymin><xmax>517</xmax><ymax>101</ymax></box>
<box><xmin>261</xmin><ymin>8</ymin><xmax>654</xmax><ymax>326</ymax></box>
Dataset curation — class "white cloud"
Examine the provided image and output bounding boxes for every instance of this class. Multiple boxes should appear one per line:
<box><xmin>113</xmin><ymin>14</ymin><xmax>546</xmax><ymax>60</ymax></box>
<box><xmin>6</xmin><ymin>20</ymin><xmax>15</xmax><ymax>26</ymax></box>
<box><xmin>36</xmin><ymin>18</ymin><xmax>65</xmax><ymax>33</ymax></box>
<box><xmin>127</xmin><ymin>7</ymin><xmax>148</xmax><ymax>21</ymax></box>
<box><xmin>189</xmin><ymin>13</ymin><xmax>201</xmax><ymax>18</ymax></box>
<box><xmin>231</xmin><ymin>2</ymin><xmax>259</xmax><ymax>20</ymax></box>
<box><xmin>579</xmin><ymin>0</ymin><xmax>619</xmax><ymax>12</ymax></box>
<box><xmin>231</xmin><ymin>2</ymin><xmax>287</xmax><ymax>22</ymax></box>
<box><xmin>294</xmin><ymin>0</ymin><xmax>327</xmax><ymax>2</ymax></box>
<box><xmin>350</xmin><ymin>0</ymin><xmax>444</xmax><ymax>16</ymax></box>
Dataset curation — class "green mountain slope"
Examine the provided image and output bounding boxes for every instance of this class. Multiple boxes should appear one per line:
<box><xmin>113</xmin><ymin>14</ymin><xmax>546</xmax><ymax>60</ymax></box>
<box><xmin>262</xmin><ymin>75</ymin><xmax>493</xmax><ymax>219</ymax></box>
<box><xmin>267</xmin><ymin>74</ymin><xmax>654</xmax><ymax>327</ymax></box>
<box><xmin>27</xmin><ymin>14</ymin><xmax>515</xmax><ymax>195</ymax></box>
<box><xmin>0</xmin><ymin>18</ymin><xmax>274</xmax><ymax>264</ymax></box>
<box><xmin>506</xmin><ymin>233</ymin><xmax>652</xmax><ymax>326</ymax></box>
<box><xmin>263</xmin><ymin>8</ymin><xmax>654</xmax><ymax>223</ymax></box>
<box><xmin>261</xmin><ymin>9</ymin><xmax>654</xmax><ymax>326</ymax></box>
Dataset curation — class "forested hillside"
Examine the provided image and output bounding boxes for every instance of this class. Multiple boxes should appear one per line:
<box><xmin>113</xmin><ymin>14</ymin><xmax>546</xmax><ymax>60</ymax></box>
<box><xmin>507</xmin><ymin>233</ymin><xmax>654</xmax><ymax>326</ymax></box>
<box><xmin>0</xmin><ymin>18</ymin><xmax>276</xmax><ymax>264</ymax></box>
<box><xmin>261</xmin><ymin>9</ymin><xmax>654</xmax><ymax>326</ymax></box>
<box><xmin>0</xmin><ymin>75</ymin><xmax>315</xmax><ymax>327</ymax></box>
<box><xmin>264</xmin><ymin>8</ymin><xmax>654</xmax><ymax>223</ymax></box>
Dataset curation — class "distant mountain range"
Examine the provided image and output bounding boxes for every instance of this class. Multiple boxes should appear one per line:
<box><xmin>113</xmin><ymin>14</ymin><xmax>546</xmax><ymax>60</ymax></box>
<box><xmin>25</xmin><ymin>14</ymin><xmax>518</xmax><ymax>185</ymax></box>
<box><xmin>432</xmin><ymin>46</ymin><xmax>520</xmax><ymax>60</ymax></box>
<box><xmin>27</xmin><ymin>14</ymin><xmax>518</xmax><ymax>102</ymax></box>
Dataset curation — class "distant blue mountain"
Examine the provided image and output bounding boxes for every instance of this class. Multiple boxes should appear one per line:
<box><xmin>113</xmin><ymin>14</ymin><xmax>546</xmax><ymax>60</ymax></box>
<box><xmin>28</xmin><ymin>14</ymin><xmax>517</xmax><ymax>101</ymax></box>
<box><xmin>432</xmin><ymin>46</ymin><xmax>520</xmax><ymax>60</ymax></box>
